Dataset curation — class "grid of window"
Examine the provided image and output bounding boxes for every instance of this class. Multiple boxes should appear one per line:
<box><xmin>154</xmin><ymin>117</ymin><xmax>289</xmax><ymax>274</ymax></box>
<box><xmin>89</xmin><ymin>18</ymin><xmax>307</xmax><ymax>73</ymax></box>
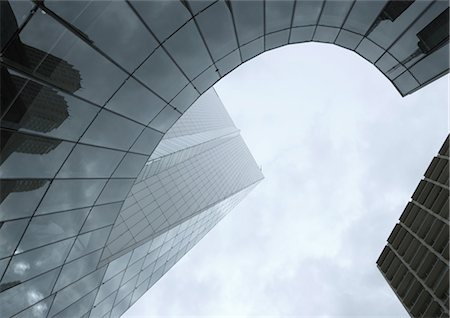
<box><xmin>377</xmin><ymin>135</ymin><xmax>449</xmax><ymax>318</ymax></box>
<box><xmin>1</xmin><ymin>1</ymin><xmax>448</xmax><ymax>317</ymax></box>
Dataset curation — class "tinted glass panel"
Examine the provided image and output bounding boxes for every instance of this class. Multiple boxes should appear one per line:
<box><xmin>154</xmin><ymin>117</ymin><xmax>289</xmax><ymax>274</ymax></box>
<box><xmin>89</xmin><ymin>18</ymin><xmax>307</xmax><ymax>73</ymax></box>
<box><xmin>17</xmin><ymin>208</ymin><xmax>89</xmax><ymax>252</ymax></box>
<box><xmin>231</xmin><ymin>1</ymin><xmax>264</xmax><ymax>45</ymax></box>
<box><xmin>0</xmin><ymin>130</ymin><xmax>73</xmax><ymax>178</ymax></box>
<box><xmin>57</xmin><ymin>144</ymin><xmax>125</xmax><ymax>178</ymax></box>
<box><xmin>105</xmin><ymin>77</ymin><xmax>166</xmax><ymax>125</ymax></box>
<box><xmin>164</xmin><ymin>21</ymin><xmax>213</xmax><ymax>79</ymax></box>
<box><xmin>318</xmin><ymin>0</ymin><xmax>353</xmax><ymax>27</ymax></box>
<box><xmin>149</xmin><ymin>105</ymin><xmax>182</xmax><ymax>133</ymax></box>
<box><xmin>130</xmin><ymin>128</ymin><xmax>163</xmax><ymax>155</ymax></box>
<box><xmin>97</xmin><ymin>179</ymin><xmax>135</xmax><ymax>205</ymax></box>
<box><xmin>36</xmin><ymin>179</ymin><xmax>107</xmax><ymax>214</ymax></box>
<box><xmin>81</xmin><ymin>202</ymin><xmax>123</xmax><ymax>233</ymax></box>
<box><xmin>292</xmin><ymin>0</ymin><xmax>323</xmax><ymax>27</ymax></box>
<box><xmin>170</xmin><ymin>84</ymin><xmax>200</xmax><ymax>112</ymax></box>
<box><xmin>195</xmin><ymin>1</ymin><xmax>238</xmax><ymax>61</ymax></box>
<box><xmin>112</xmin><ymin>152</ymin><xmax>148</xmax><ymax>178</ymax></box>
<box><xmin>0</xmin><ymin>219</ymin><xmax>28</xmax><ymax>258</ymax></box>
<box><xmin>67</xmin><ymin>226</ymin><xmax>111</xmax><ymax>261</ymax></box>
<box><xmin>265</xmin><ymin>0</ymin><xmax>295</xmax><ymax>33</ymax></box>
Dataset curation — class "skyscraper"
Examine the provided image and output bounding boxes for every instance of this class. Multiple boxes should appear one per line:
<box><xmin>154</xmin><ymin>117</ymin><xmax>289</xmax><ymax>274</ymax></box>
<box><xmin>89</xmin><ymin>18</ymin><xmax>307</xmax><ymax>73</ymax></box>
<box><xmin>377</xmin><ymin>135</ymin><xmax>449</xmax><ymax>318</ymax></box>
<box><xmin>0</xmin><ymin>1</ymin><xmax>449</xmax><ymax>317</ymax></box>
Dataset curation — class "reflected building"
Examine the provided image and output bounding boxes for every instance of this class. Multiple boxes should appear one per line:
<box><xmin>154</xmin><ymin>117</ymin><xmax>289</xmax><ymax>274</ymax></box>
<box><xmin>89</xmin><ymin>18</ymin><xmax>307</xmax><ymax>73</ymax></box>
<box><xmin>0</xmin><ymin>1</ymin><xmax>449</xmax><ymax>318</ymax></box>
<box><xmin>377</xmin><ymin>135</ymin><xmax>449</xmax><ymax>318</ymax></box>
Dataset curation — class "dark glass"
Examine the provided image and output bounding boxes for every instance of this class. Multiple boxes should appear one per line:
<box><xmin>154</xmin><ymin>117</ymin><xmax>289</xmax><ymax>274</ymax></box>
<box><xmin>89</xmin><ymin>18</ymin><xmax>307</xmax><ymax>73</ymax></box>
<box><xmin>356</xmin><ymin>38</ymin><xmax>385</xmax><ymax>63</ymax></box>
<box><xmin>105</xmin><ymin>77</ymin><xmax>166</xmax><ymax>125</ymax></box>
<box><xmin>57</xmin><ymin>144</ymin><xmax>125</xmax><ymax>178</ymax></box>
<box><xmin>0</xmin><ymin>130</ymin><xmax>74</xmax><ymax>178</ymax></box>
<box><xmin>231</xmin><ymin>1</ymin><xmax>264</xmax><ymax>45</ymax></box>
<box><xmin>134</xmin><ymin>47</ymin><xmax>189</xmax><ymax>102</ymax></box>
<box><xmin>149</xmin><ymin>106</ymin><xmax>182</xmax><ymax>133</ymax></box>
<box><xmin>36</xmin><ymin>179</ymin><xmax>107</xmax><ymax>214</ymax></box>
<box><xmin>393</xmin><ymin>71</ymin><xmax>420</xmax><ymax>94</ymax></box>
<box><xmin>164</xmin><ymin>21</ymin><xmax>213</xmax><ymax>80</ymax></box>
<box><xmin>265</xmin><ymin>0</ymin><xmax>295</xmax><ymax>33</ymax></box>
<box><xmin>195</xmin><ymin>1</ymin><xmax>239</xmax><ymax>61</ymax></box>
<box><xmin>129</xmin><ymin>0</ymin><xmax>191</xmax><ymax>42</ymax></box>
<box><xmin>1</xmin><ymin>1</ymin><xmax>34</xmax><ymax>51</ymax></box>
<box><xmin>0</xmin><ymin>179</ymin><xmax>50</xmax><ymax>221</ymax></box>
<box><xmin>292</xmin><ymin>0</ymin><xmax>324</xmax><ymax>27</ymax></box>
<box><xmin>318</xmin><ymin>1</ymin><xmax>353</xmax><ymax>28</ymax></box>
<box><xmin>170</xmin><ymin>84</ymin><xmax>200</xmax><ymax>112</ymax></box>
<box><xmin>410</xmin><ymin>43</ymin><xmax>449</xmax><ymax>84</ymax></box>
<box><xmin>48</xmin><ymin>1</ymin><xmax>158</xmax><ymax>72</ymax></box>
<box><xmin>17</xmin><ymin>208</ymin><xmax>89</xmax><ymax>252</ymax></box>
<box><xmin>0</xmin><ymin>219</ymin><xmax>28</xmax><ymax>258</ymax></box>
<box><xmin>80</xmin><ymin>109</ymin><xmax>145</xmax><ymax>151</ymax></box>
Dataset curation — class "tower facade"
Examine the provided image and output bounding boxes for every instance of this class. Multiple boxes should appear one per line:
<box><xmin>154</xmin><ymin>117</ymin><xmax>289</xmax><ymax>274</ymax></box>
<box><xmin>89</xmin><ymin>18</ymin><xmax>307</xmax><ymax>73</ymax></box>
<box><xmin>377</xmin><ymin>135</ymin><xmax>449</xmax><ymax>317</ymax></box>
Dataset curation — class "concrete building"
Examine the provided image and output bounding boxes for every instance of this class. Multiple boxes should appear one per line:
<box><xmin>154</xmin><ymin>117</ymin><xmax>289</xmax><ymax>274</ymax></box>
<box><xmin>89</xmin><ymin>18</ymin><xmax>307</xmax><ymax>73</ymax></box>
<box><xmin>377</xmin><ymin>135</ymin><xmax>449</xmax><ymax>318</ymax></box>
<box><xmin>0</xmin><ymin>1</ymin><xmax>449</xmax><ymax>317</ymax></box>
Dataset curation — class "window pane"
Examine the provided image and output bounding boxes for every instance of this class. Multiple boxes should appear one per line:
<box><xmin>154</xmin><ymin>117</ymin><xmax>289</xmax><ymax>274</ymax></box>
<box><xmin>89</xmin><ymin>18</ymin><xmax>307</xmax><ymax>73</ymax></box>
<box><xmin>240</xmin><ymin>38</ymin><xmax>264</xmax><ymax>62</ymax></box>
<box><xmin>81</xmin><ymin>202</ymin><xmax>123</xmax><ymax>233</ymax></box>
<box><xmin>149</xmin><ymin>105</ymin><xmax>182</xmax><ymax>133</ymax></box>
<box><xmin>17</xmin><ymin>208</ymin><xmax>89</xmax><ymax>252</ymax></box>
<box><xmin>231</xmin><ymin>1</ymin><xmax>264</xmax><ymax>45</ymax></box>
<box><xmin>0</xmin><ymin>130</ymin><xmax>74</xmax><ymax>178</ymax></box>
<box><xmin>0</xmin><ymin>268</ymin><xmax>59</xmax><ymax>317</ymax></box>
<box><xmin>265</xmin><ymin>0</ymin><xmax>295</xmax><ymax>33</ymax></box>
<box><xmin>335</xmin><ymin>30</ymin><xmax>363</xmax><ymax>50</ymax></box>
<box><xmin>216</xmin><ymin>50</ymin><xmax>241</xmax><ymax>76</ymax></box>
<box><xmin>0</xmin><ymin>179</ymin><xmax>50</xmax><ymax>221</ymax></box>
<box><xmin>57</xmin><ymin>144</ymin><xmax>125</xmax><ymax>178</ymax></box>
<box><xmin>130</xmin><ymin>127</ymin><xmax>163</xmax><ymax>155</ymax></box>
<box><xmin>1</xmin><ymin>70</ymin><xmax>100</xmax><ymax>142</ymax></box>
<box><xmin>97</xmin><ymin>179</ymin><xmax>135</xmax><ymax>205</ymax></box>
<box><xmin>80</xmin><ymin>109</ymin><xmax>144</xmax><ymax>151</ymax></box>
<box><xmin>292</xmin><ymin>0</ymin><xmax>324</xmax><ymax>27</ymax></box>
<box><xmin>112</xmin><ymin>152</ymin><xmax>148</xmax><ymax>178</ymax></box>
<box><xmin>36</xmin><ymin>179</ymin><xmax>107</xmax><ymax>214</ymax></box>
<box><xmin>343</xmin><ymin>0</ymin><xmax>387</xmax><ymax>34</ymax></box>
<box><xmin>0</xmin><ymin>219</ymin><xmax>28</xmax><ymax>258</ymax></box>
<box><xmin>192</xmin><ymin>66</ymin><xmax>220</xmax><ymax>94</ymax></box>
<box><xmin>290</xmin><ymin>26</ymin><xmax>315</xmax><ymax>43</ymax></box>
<box><xmin>103</xmin><ymin>251</ymin><xmax>131</xmax><ymax>282</ymax></box>
<box><xmin>164</xmin><ymin>21</ymin><xmax>213</xmax><ymax>80</ymax></box>
<box><xmin>12</xmin><ymin>294</ymin><xmax>55</xmax><ymax>318</ymax></box>
<box><xmin>195</xmin><ymin>1</ymin><xmax>238</xmax><ymax>61</ymax></box>
<box><xmin>2</xmin><ymin>238</ymin><xmax>74</xmax><ymax>284</ymax></box>
<box><xmin>68</xmin><ymin>226</ymin><xmax>111</xmax><ymax>262</ymax></box>
<box><xmin>265</xmin><ymin>30</ymin><xmax>289</xmax><ymax>50</ymax></box>
<box><xmin>313</xmin><ymin>26</ymin><xmax>339</xmax><ymax>43</ymax></box>
<box><xmin>170</xmin><ymin>84</ymin><xmax>200</xmax><ymax>112</ymax></box>
<box><xmin>105</xmin><ymin>77</ymin><xmax>166</xmax><ymax>125</ymax></box>
<box><xmin>129</xmin><ymin>0</ymin><xmax>191</xmax><ymax>42</ymax></box>
<box><xmin>318</xmin><ymin>1</ymin><xmax>353</xmax><ymax>28</ymax></box>
<box><xmin>134</xmin><ymin>47</ymin><xmax>189</xmax><ymax>102</ymax></box>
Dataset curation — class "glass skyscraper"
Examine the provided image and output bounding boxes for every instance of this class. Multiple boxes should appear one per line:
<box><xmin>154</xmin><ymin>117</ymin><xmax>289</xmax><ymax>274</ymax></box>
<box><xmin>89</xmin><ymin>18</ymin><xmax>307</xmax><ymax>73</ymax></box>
<box><xmin>1</xmin><ymin>1</ymin><xmax>448</xmax><ymax>317</ymax></box>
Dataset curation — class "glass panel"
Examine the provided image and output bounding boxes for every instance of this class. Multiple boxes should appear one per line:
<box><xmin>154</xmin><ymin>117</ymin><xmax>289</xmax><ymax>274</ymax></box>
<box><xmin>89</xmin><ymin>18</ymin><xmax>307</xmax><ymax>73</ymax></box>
<box><xmin>240</xmin><ymin>37</ymin><xmax>264</xmax><ymax>62</ymax></box>
<box><xmin>54</xmin><ymin>249</ymin><xmax>102</xmax><ymax>291</ymax></box>
<box><xmin>81</xmin><ymin>202</ymin><xmax>123</xmax><ymax>233</ymax></box>
<box><xmin>0</xmin><ymin>179</ymin><xmax>49</xmax><ymax>221</ymax></box>
<box><xmin>0</xmin><ymin>257</ymin><xmax>9</xmax><ymax>279</ymax></box>
<box><xmin>0</xmin><ymin>219</ymin><xmax>28</xmax><ymax>258</ymax></box>
<box><xmin>112</xmin><ymin>152</ymin><xmax>148</xmax><ymax>178</ymax></box>
<box><xmin>356</xmin><ymin>38</ymin><xmax>385</xmax><ymax>63</ymax></box>
<box><xmin>187</xmin><ymin>0</ymin><xmax>215</xmax><ymax>15</ymax></box>
<box><xmin>318</xmin><ymin>1</ymin><xmax>353</xmax><ymax>27</ymax></box>
<box><xmin>192</xmin><ymin>65</ymin><xmax>220</xmax><ymax>94</ymax></box>
<box><xmin>134</xmin><ymin>47</ymin><xmax>189</xmax><ymax>102</ymax></box>
<box><xmin>290</xmin><ymin>26</ymin><xmax>315</xmax><ymax>43</ymax></box>
<box><xmin>57</xmin><ymin>143</ymin><xmax>125</xmax><ymax>178</ymax></box>
<box><xmin>36</xmin><ymin>179</ymin><xmax>107</xmax><ymax>214</ymax></box>
<box><xmin>129</xmin><ymin>0</ymin><xmax>191</xmax><ymax>42</ymax></box>
<box><xmin>0</xmin><ymin>268</ymin><xmax>59</xmax><ymax>317</ymax></box>
<box><xmin>67</xmin><ymin>226</ymin><xmax>111</xmax><ymax>261</ymax></box>
<box><xmin>12</xmin><ymin>294</ymin><xmax>55</xmax><ymax>318</ymax></box>
<box><xmin>52</xmin><ymin>288</ymin><xmax>97</xmax><ymax>318</ymax></box>
<box><xmin>115</xmin><ymin>275</ymin><xmax>138</xmax><ymax>305</ymax></box>
<box><xmin>313</xmin><ymin>26</ymin><xmax>340</xmax><ymax>43</ymax></box>
<box><xmin>231</xmin><ymin>1</ymin><xmax>264</xmax><ymax>45</ymax></box>
<box><xmin>103</xmin><ymin>251</ymin><xmax>131</xmax><ymax>282</ymax></box>
<box><xmin>343</xmin><ymin>0</ymin><xmax>387</xmax><ymax>34</ymax></box>
<box><xmin>368</xmin><ymin>1</ymin><xmax>431</xmax><ymax>49</ymax></box>
<box><xmin>105</xmin><ymin>77</ymin><xmax>166</xmax><ymax>125</ymax></box>
<box><xmin>265</xmin><ymin>30</ymin><xmax>290</xmax><ymax>50</ymax></box>
<box><xmin>17</xmin><ymin>208</ymin><xmax>89</xmax><ymax>252</ymax></box>
<box><xmin>393</xmin><ymin>71</ymin><xmax>420</xmax><ymax>94</ymax></box>
<box><xmin>216</xmin><ymin>50</ymin><xmax>241</xmax><ymax>76</ymax></box>
<box><xmin>111</xmin><ymin>292</ymin><xmax>132</xmax><ymax>318</ymax></box>
<box><xmin>2</xmin><ymin>238</ymin><xmax>74</xmax><ymax>284</ymax></box>
<box><xmin>129</xmin><ymin>127</ymin><xmax>163</xmax><ymax>155</ymax></box>
<box><xmin>0</xmin><ymin>130</ymin><xmax>74</xmax><ymax>178</ymax></box>
<box><xmin>170</xmin><ymin>84</ymin><xmax>200</xmax><ymax>112</ymax></box>
<box><xmin>122</xmin><ymin>258</ymin><xmax>144</xmax><ymax>284</ymax></box>
<box><xmin>48</xmin><ymin>1</ymin><xmax>158</xmax><ymax>72</ymax></box>
<box><xmin>2</xmin><ymin>1</ymin><xmax>34</xmax><ymax>39</ymax></box>
<box><xmin>335</xmin><ymin>30</ymin><xmax>363</xmax><ymax>50</ymax></box>
<box><xmin>4</xmin><ymin>10</ymin><xmax>127</xmax><ymax>106</ymax></box>
<box><xmin>292</xmin><ymin>0</ymin><xmax>324</xmax><ymax>27</ymax></box>
<box><xmin>164</xmin><ymin>21</ymin><xmax>213</xmax><ymax>80</ymax></box>
<box><xmin>90</xmin><ymin>291</ymin><xmax>115</xmax><ymax>318</ymax></box>
<box><xmin>149</xmin><ymin>105</ymin><xmax>182</xmax><ymax>133</ymax></box>
<box><xmin>97</xmin><ymin>179</ymin><xmax>135</xmax><ymax>205</ymax></box>
<box><xmin>80</xmin><ymin>109</ymin><xmax>144</xmax><ymax>151</ymax></box>
<box><xmin>195</xmin><ymin>1</ymin><xmax>238</xmax><ymax>61</ymax></box>
<box><xmin>410</xmin><ymin>43</ymin><xmax>449</xmax><ymax>84</ymax></box>
<box><xmin>1</xmin><ymin>69</ymin><xmax>100</xmax><ymax>142</ymax></box>
<box><xmin>265</xmin><ymin>0</ymin><xmax>295</xmax><ymax>33</ymax></box>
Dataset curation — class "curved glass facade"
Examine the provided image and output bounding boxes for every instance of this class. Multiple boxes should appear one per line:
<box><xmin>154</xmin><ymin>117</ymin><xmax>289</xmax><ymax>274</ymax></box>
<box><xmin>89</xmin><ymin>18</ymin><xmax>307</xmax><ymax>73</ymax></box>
<box><xmin>0</xmin><ymin>1</ymin><xmax>449</xmax><ymax>317</ymax></box>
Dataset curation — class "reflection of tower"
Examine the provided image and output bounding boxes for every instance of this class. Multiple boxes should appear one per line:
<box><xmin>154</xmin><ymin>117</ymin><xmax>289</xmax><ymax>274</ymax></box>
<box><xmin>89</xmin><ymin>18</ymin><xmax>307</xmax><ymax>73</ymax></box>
<box><xmin>366</xmin><ymin>1</ymin><xmax>415</xmax><ymax>36</ymax></box>
<box><xmin>0</xmin><ymin>179</ymin><xmax>47</xmax><ymax>203</ymax></box>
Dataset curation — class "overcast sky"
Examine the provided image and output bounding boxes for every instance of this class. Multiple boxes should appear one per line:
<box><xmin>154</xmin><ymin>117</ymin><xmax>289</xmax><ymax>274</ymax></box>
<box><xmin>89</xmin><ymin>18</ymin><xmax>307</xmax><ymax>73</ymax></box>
<box><xmin>123</xmin><ymin>43</ymin><xmax>449</xmax><ymax>317</ymax></box>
